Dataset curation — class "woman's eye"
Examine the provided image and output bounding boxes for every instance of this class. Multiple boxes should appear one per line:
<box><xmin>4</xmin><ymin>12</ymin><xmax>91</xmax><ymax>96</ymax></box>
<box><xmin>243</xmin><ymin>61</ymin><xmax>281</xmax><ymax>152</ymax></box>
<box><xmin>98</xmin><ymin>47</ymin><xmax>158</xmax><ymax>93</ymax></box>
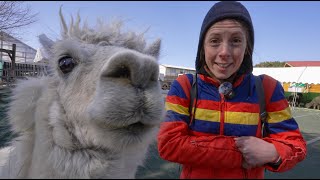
<box><xmin>211</xmin><ymin>38</ymin><xmax>220</xmax><ymax>43</ymax></box>
<box><xmin>58</xmin><ymin>56</ymin><xmax>77</xmax><ymax>74</ymax></box>
<box><xmin>209</xmin><ymin>38</ymin><xmax>220</xmax><ymax>46</ymax></box>
<box><xmin>232</xmin><ymin>38</ymin><xmax>243</xmax><ymax>45</ymax></box>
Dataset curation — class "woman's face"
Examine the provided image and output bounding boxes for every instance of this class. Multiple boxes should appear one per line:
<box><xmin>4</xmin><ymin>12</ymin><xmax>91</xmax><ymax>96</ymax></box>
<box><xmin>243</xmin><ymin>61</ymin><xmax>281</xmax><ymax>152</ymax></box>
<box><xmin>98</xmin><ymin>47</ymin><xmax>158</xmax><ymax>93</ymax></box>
<box><xmin>203</xmin><ymin>19</ymin><xmax>247</xmax><ymax>81</ymax></box>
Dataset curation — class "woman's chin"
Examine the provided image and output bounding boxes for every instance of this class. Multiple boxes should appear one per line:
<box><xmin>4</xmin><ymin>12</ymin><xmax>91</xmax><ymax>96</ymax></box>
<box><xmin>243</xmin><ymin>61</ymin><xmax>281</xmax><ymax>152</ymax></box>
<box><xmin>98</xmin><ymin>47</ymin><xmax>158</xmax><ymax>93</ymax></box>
<box><xmin>214</xmin><ymin>74</ymin><xmax>231</xmax><ymax>80</ymax></box>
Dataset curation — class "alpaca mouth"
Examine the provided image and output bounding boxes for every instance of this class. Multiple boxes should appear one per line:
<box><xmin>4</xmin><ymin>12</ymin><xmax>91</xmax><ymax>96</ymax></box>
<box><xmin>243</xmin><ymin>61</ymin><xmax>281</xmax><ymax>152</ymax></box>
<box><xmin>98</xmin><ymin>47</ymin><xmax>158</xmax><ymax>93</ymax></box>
<box><xmin>127</xmin><ymin>121</ymin><xmax>153</xmax><ymax>130</ymax></box>
<box><xmin>119</xmin><ymin>121</ymin><xmax>154</xmax><ymax>134</ymax></box>
<box><xmin>127</xmin><ymin>122</ymin><xmax>145</xmax><ymax>129</ymax></box>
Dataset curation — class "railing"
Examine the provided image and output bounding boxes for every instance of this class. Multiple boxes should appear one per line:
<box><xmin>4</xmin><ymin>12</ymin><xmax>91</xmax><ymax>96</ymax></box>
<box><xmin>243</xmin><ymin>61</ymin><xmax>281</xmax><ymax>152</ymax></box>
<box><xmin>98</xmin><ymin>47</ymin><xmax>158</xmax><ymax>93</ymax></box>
<box><xmin>0</xmin><ymin>61</ymin><xmax>49</xmax><ymax>86</ymax></box>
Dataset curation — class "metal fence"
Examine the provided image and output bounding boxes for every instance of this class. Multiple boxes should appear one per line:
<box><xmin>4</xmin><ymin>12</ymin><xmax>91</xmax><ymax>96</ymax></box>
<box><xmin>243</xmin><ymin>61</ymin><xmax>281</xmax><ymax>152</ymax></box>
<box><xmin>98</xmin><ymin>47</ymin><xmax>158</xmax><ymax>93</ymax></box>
<box><xmin>0</xmin><ymin>61</ymin><xmax>49</xmax><ymax>86</ymax></box>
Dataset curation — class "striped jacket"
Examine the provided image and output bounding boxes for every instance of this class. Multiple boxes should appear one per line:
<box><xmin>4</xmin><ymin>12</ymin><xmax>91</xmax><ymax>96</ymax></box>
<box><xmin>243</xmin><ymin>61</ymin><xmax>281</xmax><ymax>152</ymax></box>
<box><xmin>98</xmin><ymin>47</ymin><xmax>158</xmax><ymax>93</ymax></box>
<box><xmin>157</xmin><ymin>73</ymin><xmax>306</xmax><ymax>179</ymax></box>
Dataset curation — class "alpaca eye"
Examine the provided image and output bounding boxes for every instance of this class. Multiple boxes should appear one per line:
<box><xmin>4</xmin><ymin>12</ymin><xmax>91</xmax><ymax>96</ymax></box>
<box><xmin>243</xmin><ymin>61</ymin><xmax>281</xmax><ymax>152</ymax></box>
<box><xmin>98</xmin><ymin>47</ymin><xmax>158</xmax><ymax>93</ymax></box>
<box><xmin>58</xmin><ymin>56</ymin><xmax>77</xmax><ymax>74</ymax></box>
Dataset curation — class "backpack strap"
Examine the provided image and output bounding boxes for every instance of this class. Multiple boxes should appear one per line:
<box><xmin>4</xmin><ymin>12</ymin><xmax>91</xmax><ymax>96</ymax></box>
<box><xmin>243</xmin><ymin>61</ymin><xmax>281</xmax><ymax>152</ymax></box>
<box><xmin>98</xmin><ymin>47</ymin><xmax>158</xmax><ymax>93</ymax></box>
<box><xmin>254</xmin><ymin>75</ymin><xmax>268</xmax><ymax>137</ymax></box>
<box><xmin>188</xmin><ymin>73</ymin><xmax>198</xmax><ymax>127</ymax></box>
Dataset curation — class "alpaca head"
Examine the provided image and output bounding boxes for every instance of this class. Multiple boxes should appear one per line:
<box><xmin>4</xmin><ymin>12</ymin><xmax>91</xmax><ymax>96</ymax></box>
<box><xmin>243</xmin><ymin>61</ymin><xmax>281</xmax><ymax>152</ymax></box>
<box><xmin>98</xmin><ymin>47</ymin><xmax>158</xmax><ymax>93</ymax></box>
<box><xmin>0</xmin><ymin>8</ymin><xmax>165</xmax><ymax>179</ymax></box>
<box><xmin>305</xmin><ymin>102</ymin><xmax>312</xmax><ymax>108</ymax></box>
<box><xmin>39</xmin><ymin>9</ymin><xmax>164</xmax><ymax>152</ymax></box>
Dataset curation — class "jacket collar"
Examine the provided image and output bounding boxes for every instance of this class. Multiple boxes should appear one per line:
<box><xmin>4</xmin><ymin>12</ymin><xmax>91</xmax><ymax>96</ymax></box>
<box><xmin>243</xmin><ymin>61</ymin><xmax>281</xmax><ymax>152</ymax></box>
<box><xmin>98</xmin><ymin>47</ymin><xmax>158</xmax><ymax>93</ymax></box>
<box><xmin>199</xmin><ymin>73</ymin><xmax>246</xmax><ymax>88</ymax></box>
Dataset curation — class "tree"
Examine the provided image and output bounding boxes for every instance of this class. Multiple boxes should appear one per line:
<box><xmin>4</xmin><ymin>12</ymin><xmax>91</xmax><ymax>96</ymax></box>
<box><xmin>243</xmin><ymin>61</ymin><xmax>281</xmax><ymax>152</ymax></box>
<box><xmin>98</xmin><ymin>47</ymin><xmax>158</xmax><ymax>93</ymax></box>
<box><xmin>0</xmin><ymin>1</ymin><xmax>38</xmax><ymax>35</ymax></box>
<box><xmin>254</xmin><ymin>61</ymin><xmax>285</xmax><ymax>67</ymax></box>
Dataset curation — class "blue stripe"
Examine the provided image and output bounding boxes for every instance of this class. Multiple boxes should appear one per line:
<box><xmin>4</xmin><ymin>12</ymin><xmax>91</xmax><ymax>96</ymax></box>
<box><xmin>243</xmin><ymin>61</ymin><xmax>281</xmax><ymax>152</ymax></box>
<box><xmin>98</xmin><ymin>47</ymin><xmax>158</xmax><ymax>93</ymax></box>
<box><xmin>167</xmin><ymin>78</ymin><xmax>188</xmax><ymax>99</ymax></box>
<box><xmin>227</xmin><ymin>74</ymin><xmax>261</xmax><ymax>104</ymax></box>
<box><xmin>268</xmin><ymin>118</ymin><xmax>299</xmax><ymax>134</ymax></box>
<box><xmin>190</xmin><ymin>119</ymin><xmax>220</xmax><ymax>134</ymax></box>
<box><xmin>270</xmin><ymin>81</ymin><xmax>286</xmax><ymax>102</ymax></box>
<box><xmin>224</xmin><ymin>123</ymin><xmax>258</xmax><ymax>136</ymax></box>
<box><xmin>198</xmin><ymin>78</ymin><xmax>220</xmax><ymax>101</ymax></box>
<box><xmin>165</xmin><ymin>110</ymin><xmax>190</xmax><ymax>123</ymax></box>
<box><xmin>230</xmin><ymin>74</ymin><xmax>257</xmax><ymax>103</ymax></box>
<box><xmin>190</xmin><ymin>119</ymin><xmax>258</xmax><ymax>136</ymax></box>
<box><xmin>186</xmin><ymin>74</ymin><xmax>194</xmax><ymax>83</ymax></box>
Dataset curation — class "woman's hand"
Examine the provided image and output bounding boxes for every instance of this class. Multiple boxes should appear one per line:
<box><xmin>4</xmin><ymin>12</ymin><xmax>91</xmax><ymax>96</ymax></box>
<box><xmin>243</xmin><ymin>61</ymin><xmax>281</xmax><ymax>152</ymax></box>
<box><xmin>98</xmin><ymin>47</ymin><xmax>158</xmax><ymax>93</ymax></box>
<box><xmin>234</xmin><ymin>136</ymin><xmax>279</xmax><ymax>169</ymax></box>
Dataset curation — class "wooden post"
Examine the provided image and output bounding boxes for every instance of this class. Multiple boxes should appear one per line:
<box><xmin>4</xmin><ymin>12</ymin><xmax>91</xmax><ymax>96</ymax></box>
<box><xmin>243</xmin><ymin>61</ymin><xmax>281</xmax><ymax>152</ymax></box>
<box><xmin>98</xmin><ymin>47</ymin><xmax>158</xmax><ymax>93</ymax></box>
<box><xmin>0</xmin><ymin>43</ymin><xmax>16</xmax><ymax>83</ymax></box>
<box><xmin>11</xmin><ymin>44</ymin><xmax>16</xmax><ymax>80</ymax></box>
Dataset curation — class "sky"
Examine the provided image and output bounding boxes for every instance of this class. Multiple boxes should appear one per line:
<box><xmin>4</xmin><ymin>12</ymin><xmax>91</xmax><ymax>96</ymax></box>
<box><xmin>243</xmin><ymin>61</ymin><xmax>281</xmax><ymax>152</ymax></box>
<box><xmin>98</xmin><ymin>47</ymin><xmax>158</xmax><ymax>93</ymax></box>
<box><xmin>18</xmin><ymin>1</ymin><xmax>320</xmax><ymax>69</ymax></box>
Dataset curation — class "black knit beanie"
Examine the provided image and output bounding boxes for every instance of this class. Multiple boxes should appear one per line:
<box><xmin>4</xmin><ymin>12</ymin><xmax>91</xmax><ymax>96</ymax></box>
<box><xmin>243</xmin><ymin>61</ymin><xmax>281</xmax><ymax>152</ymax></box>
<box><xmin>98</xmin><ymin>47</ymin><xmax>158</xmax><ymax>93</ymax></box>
<box><xmin>195</xmin><ymin>1</ymin><xmax>254</xmax><ymax>76</ymax></box>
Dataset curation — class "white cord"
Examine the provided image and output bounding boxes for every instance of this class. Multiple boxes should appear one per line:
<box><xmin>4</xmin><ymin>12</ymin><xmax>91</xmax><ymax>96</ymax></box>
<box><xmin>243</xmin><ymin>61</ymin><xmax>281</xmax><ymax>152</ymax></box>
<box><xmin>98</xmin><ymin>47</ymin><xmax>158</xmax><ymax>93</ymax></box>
<box><xmin>290</xmin><ymin>67</ymin><xmax>307</xmax><ymax>111</ymax></box>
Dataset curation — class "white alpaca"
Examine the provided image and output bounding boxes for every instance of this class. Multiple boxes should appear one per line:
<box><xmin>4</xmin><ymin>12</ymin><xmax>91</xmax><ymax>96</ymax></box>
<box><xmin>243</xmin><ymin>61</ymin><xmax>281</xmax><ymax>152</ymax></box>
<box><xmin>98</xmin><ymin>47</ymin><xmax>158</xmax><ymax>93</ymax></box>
<box><xmin>0</xmin><ymin>9</ymin><xmax>164</xmax><ymax>178</ymax></box>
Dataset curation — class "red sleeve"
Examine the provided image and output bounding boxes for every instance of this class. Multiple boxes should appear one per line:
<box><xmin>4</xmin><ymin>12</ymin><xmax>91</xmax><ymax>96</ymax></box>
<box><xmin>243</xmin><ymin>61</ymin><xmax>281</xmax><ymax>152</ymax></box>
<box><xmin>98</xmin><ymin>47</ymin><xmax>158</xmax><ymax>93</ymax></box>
<box><xmin>157</xmin><ymin>122</ymin><xmax>243</xmax><ymax>168</ymax></box>
<box><xmin>263</xmin><ymin>131</ymin><xmax>306</xmax><ymax>172</ymax></box>
<box><xmin>261</xmin><ymin>75</ymin><xmax>307</xmax><ymax>172</ymax></box>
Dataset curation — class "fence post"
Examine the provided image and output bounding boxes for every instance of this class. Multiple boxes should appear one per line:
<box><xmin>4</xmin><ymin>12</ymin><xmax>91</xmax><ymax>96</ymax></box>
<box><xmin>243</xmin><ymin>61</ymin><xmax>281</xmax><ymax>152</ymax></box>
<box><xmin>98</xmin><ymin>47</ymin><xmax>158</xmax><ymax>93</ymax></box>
<box><xmin>10</xmin><ymin>44</ymin><xmax>16</xmax><ymax>81</ymax></box>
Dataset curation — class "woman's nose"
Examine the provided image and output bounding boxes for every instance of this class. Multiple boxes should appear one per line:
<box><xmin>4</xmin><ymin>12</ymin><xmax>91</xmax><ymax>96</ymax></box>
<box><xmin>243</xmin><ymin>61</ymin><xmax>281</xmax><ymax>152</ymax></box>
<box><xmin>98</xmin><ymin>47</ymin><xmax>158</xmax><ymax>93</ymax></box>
<box><xmin>219</xmin><ymin>42</ymin><xmax>231</xmax><ymax>58</ymax></box>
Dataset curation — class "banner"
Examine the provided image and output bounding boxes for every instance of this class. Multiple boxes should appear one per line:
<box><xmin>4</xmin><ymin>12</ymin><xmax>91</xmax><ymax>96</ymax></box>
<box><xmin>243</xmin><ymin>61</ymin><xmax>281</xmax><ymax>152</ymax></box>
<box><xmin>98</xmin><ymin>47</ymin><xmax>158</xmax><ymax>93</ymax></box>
<box><xmin>288</xmin><ymin>82</ymin><xmax>308</xmax><ymax>93</ymax></box>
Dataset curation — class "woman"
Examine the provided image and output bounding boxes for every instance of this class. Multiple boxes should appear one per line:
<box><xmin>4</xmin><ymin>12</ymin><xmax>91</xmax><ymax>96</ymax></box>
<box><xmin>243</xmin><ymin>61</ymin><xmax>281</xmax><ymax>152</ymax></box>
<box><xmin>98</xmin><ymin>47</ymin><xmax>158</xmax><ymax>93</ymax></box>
<box><xmin>157</xmin><ymin>1</ymin><xmax>306</xmax><ymax>179</ymax></box>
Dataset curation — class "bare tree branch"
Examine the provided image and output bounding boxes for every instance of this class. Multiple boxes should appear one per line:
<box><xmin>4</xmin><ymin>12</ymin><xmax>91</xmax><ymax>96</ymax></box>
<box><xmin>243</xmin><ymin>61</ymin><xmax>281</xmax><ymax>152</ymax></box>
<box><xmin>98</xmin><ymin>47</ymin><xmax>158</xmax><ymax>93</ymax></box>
<box><xmin>0</xmin><ymin>1</ymin><xmax>38</xmax><ymax>35</ymax></box>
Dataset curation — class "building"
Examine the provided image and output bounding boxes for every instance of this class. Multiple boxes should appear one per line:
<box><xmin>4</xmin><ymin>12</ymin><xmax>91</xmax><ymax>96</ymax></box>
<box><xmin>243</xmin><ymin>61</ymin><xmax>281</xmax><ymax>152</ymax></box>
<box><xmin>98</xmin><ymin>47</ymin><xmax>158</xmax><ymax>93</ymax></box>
<box><xmin>159</xmin><ymin>64</ymin><xmax>195</xmax><ymax>90</ymax></box>
<box><xmin>33</xmin><ymin>48</ymin><xmax>49</xmax><ymax>65</ymax></box>
<box><xmin>159</xmin><ymin>64</ymin><xmax>195</xmax><ymax>81</ymax></box>
<box><xmin>253</xmin><ymin>67</ymin><xmax>320</xmax><ymax>103</ymax></box>
<box><xmin>0</xmin><ymin>32</ymin><xmax>49</xmax><ymax>84</ymax></box>
<box><xmin>284</xmin><ymin>61</ymin><xmax>320</xmax><ymax>67</ymax></box>
<box><xmin>0</xmin><ymin>31</ymin><xmax>36</xmax><ymax>64</ymax></box>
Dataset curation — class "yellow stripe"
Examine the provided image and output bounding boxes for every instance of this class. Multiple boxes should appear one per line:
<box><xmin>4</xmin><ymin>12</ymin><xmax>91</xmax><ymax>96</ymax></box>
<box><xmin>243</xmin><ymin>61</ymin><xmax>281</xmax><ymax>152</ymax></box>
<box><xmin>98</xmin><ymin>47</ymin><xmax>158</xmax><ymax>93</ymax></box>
<box><xmin>195</xmin><ymin>108</ymin><xmax>220</xmax><ymax>122</ymax></box>
<box><xmin>166</xmin><ymin>103</ymin><xmax>292</xmax><ymax>125</ymax></box>
<box><xmin>165</xmin><ymin>102</ymin><xmax>189</xmax><ymax>116</ymax></box>
<box><xmin>225</xmin><ymin>112</ymin><xmax>259</xmax><ymax>125</ymax></box>
<box><xmin>268</xmin><ymin>107</ymin><xmax>292</xmax><ymax>123</ymax></box>
<box><xmin>193</xmin><ymin>108</ymin><xmax>259</xmax><ymax>125</ymax></box>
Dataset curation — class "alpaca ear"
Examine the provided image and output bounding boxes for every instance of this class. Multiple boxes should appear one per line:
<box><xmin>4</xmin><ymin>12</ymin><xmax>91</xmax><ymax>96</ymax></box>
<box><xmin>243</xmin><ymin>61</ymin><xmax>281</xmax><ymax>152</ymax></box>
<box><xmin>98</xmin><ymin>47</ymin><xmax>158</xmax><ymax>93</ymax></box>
<box><xmin>38</xmin><ymin>34</ymin><xmax>54</xmax><ymax>58</ymax></box>
<box><xmin>59</xmin><ymin>5</ymin><xmax>68</xmax><ymax>38</ymax></box>
<box><xmin>145</xmin><ymin>39</ymin><xmax>161</xmax><ymax>59</ymax></box>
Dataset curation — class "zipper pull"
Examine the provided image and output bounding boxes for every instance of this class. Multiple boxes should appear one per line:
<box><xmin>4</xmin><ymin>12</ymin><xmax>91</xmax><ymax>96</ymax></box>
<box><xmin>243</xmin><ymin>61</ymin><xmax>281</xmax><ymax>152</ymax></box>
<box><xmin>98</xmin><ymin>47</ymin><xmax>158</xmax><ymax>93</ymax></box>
<box><xmin>220</xmin><ymin>93</ymin><xmax>225</xmax><ymax>135</ymax></box>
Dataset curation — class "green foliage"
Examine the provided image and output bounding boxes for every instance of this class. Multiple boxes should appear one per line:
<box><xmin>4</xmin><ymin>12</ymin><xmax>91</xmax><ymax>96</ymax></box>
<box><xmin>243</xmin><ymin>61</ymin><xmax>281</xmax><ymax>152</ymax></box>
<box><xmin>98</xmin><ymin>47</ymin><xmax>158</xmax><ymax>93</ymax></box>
<box><xmin>0</xmin><ymin>87</ymin><xmax>16</xmax><ymax>148</ymax></box>
<box><xmin>254</xmin><ymin>61</ymin><xmax>285</xmax><ymax>67</ymax></box>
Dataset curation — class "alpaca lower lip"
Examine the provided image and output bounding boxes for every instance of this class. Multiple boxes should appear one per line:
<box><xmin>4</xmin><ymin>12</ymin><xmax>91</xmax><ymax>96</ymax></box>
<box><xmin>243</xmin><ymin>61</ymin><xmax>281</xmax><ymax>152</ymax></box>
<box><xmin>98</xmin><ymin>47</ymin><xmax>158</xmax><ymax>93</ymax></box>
<box><xmin>107</xmin><ymin>122</ymin><xmax>148</xmax><ymax>135</ymax></box>
<box><xmin>124</xmin><ymin>122</ymin><xmax>154</xmax><ymax>132</ymax></box>
<box><xmin>127</xmin><ymin>122</ymin><xmax>146</xmax><ymax>129</ymax></box>
<box><xmin>129</xmin><ymin>122</ymin><xmax>144</xmax><ymax>127</ymax></box>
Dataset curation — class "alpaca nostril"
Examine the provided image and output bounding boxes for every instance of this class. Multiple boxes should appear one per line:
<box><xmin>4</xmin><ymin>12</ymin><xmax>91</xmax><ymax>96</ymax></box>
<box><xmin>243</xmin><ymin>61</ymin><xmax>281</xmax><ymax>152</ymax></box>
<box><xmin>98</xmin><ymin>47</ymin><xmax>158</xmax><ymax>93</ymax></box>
<box><xmin>102</xmin><ymin>51</ymin><xmax>159</xmax><ymax>89</ymax></box>
<box><xmin>106</xmin><ymin>65</ymin><xmax>131</xmax><ymax>79</ymax></box>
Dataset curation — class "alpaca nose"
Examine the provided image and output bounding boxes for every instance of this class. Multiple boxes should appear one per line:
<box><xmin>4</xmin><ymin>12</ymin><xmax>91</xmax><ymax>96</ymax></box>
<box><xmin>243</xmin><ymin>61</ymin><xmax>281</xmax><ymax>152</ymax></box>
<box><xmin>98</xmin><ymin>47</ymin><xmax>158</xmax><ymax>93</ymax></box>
<box><xmin>102</xmin><ymin>50</ymin><xmax>159</xmax><ymax>88</ymax></box>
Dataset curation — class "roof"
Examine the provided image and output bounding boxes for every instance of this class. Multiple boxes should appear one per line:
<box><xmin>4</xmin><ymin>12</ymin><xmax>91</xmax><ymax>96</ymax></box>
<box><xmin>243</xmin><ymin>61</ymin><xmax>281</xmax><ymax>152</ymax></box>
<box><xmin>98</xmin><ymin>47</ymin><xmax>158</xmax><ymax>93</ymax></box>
<box><xmin>253</xmin><ymin>67</ymin><xmax>320</xmax><ymax>84</ymax></box>
<box><xmin>1</xmin><ymin>31</ymin><xmax>36</xmax><ymax>52</ymax></box>
<box><xmin>160</xmin><ymin>64</ymin><xmax>195</xmax><ymax>71</ymax></box>
<box><xmin>284</xmin><ymin>61</ymin><xmax>320</xmax><ymax>67</ymax></box>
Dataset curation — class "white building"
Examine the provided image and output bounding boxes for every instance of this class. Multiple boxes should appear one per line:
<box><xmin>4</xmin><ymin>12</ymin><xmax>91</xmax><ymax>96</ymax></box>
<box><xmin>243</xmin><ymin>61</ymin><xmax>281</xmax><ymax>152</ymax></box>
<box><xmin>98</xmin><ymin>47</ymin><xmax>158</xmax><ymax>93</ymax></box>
<box><xmin>253</xmin><ymin>67</ymin><xmax>320</xmax><ymax>84</ymax></box>
<box><xmin>0</xmin><ymin>31</ymin><xmax>36</xmax><ymax>63</ymax></box>
<box><xmin>159</xmin><ymin>64</ymin><xmax>195</xmax><ymax>81</ymax></box>
<box><xmin>33</xmin><ymin>48</ymin><xmax>49</xmax><ymax>65</ymax></box>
